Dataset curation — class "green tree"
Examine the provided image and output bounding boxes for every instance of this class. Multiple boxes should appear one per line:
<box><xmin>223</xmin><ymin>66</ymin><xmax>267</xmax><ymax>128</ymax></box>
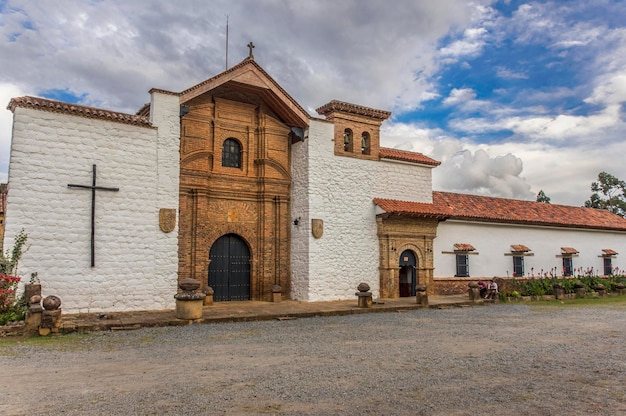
<box><xmin>536</xmin><ymin>190</ymin><xmax>551</xmax><ymax>203</ymax></box>
<box><xmin>584</xmin><ymin>172</ymin><xmax>626</xmax><ymax>217</ymax></box>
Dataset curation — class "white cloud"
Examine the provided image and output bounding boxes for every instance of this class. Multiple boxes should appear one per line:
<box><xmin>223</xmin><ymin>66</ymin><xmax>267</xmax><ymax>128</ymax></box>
<box><xmin>443</xmin><ymin>88</ymin><xmax>477</xmax><ymax>106</ymax></box>
<box><xmin>496</xmin><ymin>66</ymin><xmax>528</xmax><ymax>79</ymax></box>
<box><xmin>439</xmin><ymin>27</ymin><xmax>488</xmax><ymax>59</ymax></box>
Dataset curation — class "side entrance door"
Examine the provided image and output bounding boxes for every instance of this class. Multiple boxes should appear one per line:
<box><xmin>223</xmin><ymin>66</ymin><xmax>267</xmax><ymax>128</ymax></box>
<box><xmin>208</xmin><ymin>234</ymin><xmax>251</xmax><ymax>301</ymax></box>
<box><xmin>399</xmin><ymin>250</ymin><xmax>417</xmax><ymax>297</ymax></box>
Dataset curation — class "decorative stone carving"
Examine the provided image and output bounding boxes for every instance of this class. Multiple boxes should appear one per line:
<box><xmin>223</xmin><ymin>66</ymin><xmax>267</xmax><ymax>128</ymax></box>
<box><xmin>311</xmin><ymin>219</ymin><xmax>323</xmax><ymax>239</ymax></box>
<box><xmin>42</xmin><ymin>295</ymin><xmax>62</xmax><ymax>310</ymax></box>
<box><xmin>159</xmin><ymin>208</ymin><xmax>176</xmax><ymax>233</ymax></box>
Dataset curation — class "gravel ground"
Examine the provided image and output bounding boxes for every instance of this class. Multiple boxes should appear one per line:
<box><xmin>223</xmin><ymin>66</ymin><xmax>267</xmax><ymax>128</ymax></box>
<box><xmin>1</xmin><ymin>302</ymin><xmax>625</xmax><ymax>416</ymax></box>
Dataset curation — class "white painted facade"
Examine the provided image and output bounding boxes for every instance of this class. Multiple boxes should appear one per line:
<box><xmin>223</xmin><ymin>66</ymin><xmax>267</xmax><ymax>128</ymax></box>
<box><xmin>434</xmin><ymin>220</ymin><xmax>626</xmax><ymax>279</ymax></box>
<box><xmin>4</xmin><ymin>91</ymin><xmax>180</xmax><ymax>313</ymax></box>
<box><xmin>290</xmin><ymin>118</ymin><xmax>435</xmax><ymax>301</ymax></box>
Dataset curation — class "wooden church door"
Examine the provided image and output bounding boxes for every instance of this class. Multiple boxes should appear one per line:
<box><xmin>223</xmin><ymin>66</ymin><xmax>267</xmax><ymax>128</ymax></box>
<box><xmin>399</xmin><ymin>250</ymin><xmax>417</xmax><ymax>297</ymax></box>
<box><xmin>208</xmin><ymin>234</ymin><xmax>251</xmax><ymax>301</ymax></box>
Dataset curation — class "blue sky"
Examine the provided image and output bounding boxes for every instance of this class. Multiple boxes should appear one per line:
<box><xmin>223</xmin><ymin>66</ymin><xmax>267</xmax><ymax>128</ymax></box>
<box><xmin>1</xmin><ymin>0</ymin><xmax>625</xmax><ymax>206</ymax></box>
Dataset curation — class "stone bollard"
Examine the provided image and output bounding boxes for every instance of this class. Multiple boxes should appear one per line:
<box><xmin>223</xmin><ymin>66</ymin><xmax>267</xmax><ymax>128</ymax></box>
<box><xmin>553</xmin><ymin>283</ymin><xmax>565</xmax><ymax>300</ymax></box>
<box><xmin>174</xmin><ymin>278</ymin><xmax>206</xmax><ymax>320</ymax></box>
<box><xmin>574</xmin><ymin>281</ymin><xmax>586</xmax><ymax>299</ymax></box>
<box><xmin>616</xmin><ymin>283</ymin><xmax>625</xmax><ymax>295</ymax></box>
<box><xmin>416</xmin><ymin>284</ymin><xmax>428</xmax><ymax>307</ymax></box>
<box><xmin>271</xmin><ymin>285</ymin><xmax>282</xmax><ymax>303</ymax></box>
<box><xmin>39</xmin><ymin>295</ymin><xmax>62</xmax><ymax>336</ymax></box>
<box><xmin>203</xmin><ymin>286</ymin><xmax>214</xmax><ymax>306</ymax></box>
<box><xmin>468</xmin><ymin>282</ymin><xmax>480</xmax><ymax>302</ymax></box>
<box><xmin>25</xmin><ymin>294</ymin><xmax>43</xmax><ymax>331</ymax></box>
<box><xmin>355</xmin><ymin>283</ymin><xmax>373</xmax><ymax>308</ymax></box>
<box><xmin>595</xmin><ymin>284</ymin><xmax>606</xmax><ymax>297</ymax></box>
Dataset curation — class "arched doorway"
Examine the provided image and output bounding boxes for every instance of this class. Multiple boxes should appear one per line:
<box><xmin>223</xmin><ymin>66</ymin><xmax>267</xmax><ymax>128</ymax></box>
<box><xmin>208</xmin><ymin>234</ymin><xmax>251</xmax><ymax>301</ymax></box>
<box><xmin>399</xmin><ymin>250</ymin><xmax>417</xmax><ymax>297</ymax></box>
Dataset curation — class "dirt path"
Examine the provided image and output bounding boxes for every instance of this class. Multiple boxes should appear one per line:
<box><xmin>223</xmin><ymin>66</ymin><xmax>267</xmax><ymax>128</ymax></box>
<box><xmin>1</xmin><ymin>302</ymin><xmax>625</xmax><ymax>415</ymax></box>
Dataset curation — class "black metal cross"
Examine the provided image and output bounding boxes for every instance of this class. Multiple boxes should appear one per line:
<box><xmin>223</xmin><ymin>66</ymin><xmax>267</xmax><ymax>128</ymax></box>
<box><xmin>68</xmin><ymin>164</ymin><xmax>119</xmax><ymax>267</ymax></box>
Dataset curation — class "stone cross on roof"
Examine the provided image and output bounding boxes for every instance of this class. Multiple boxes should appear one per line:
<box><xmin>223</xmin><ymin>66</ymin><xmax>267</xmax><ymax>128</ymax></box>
<box><xmin>247</xmin><ymin>42</ymin><xmax>255</xmax><ymax>59</ymax></box>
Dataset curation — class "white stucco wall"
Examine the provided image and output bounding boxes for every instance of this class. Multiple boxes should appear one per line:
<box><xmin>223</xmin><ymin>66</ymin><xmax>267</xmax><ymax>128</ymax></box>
<box><xmin>291</xmin><ymin>119</ymin><xmax>435</xmax><ymax>301</ymax></box>
<box><xmin>434</xmin><ymin>220</ymin><xmax>626</xmax><ymax>279</ymax></box>
<box><xmin>4</xmin><ymin>95</ymin><xmax>180</xmax><ymax>313</ymax></box>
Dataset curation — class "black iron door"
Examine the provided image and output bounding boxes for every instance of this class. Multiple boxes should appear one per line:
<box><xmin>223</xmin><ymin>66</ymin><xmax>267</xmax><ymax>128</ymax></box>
<box><xmin>208</xmin><ymin>234</ymin><xmax>251</xmax><ymax>301</ymax></box>
<box><xmin>399</xmin><ymin>250</ymin><xmax>417</xmax><ymax>297</ymax></box>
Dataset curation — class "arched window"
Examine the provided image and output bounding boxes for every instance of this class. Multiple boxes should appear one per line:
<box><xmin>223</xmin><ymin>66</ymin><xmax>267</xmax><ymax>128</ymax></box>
<box><xmin>361</xmin><ymin>132</ymin><xmax>370</xmax><ymax>154</ymax></box>
<box><xmin>222</xmin><ymin>138</ymin><xmax>241</xmax><ymax>168</ymax></box>
<box><xmin>343</xmin><ymin>129</ymin><xmax>353</xmax><ymax>152</ymax></box>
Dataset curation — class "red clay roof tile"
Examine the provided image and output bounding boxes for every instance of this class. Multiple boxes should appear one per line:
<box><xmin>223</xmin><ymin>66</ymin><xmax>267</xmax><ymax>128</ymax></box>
<box><xmin>511</xmin><ymin>245</ymin><xmax>531</xmax><ymax>252</ymax></box>
<box><xmin>602</xmin><ymin>249</ymin><xmax>618</xmax><ymax>255</ymax></box>
<box><xmin>316</xmin><ymin>100</ymin><xmax>391</xmax><ymax>120</ymax></box>
<box><xmin>7</xmin><ymin>96</ymin><xmax>152</xmax><ymax>127</ymax></box>
<box><xmin>561</xmin><ymin>247</ymin><xmax>579</xmax><ymax>254</ymax></box>
<box><xmin>454</xmin><ymin>243</ymin><xmax>476</xmax><ymax>251</ymax></box>
<box><xmin>374</xmin><ymin>191</ymin><xmax>626</xmax><ymax>232</ymax></box>
<box><xmin>379</xmin><ymin>147</ymin><xmax>441</xmax><ymax>166</ymax></box>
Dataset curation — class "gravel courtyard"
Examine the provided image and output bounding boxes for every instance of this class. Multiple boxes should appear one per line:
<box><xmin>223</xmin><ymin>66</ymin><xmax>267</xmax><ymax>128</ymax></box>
<box><xmin>1</xmin><ymin>302</ymin><xmax>625</xmax><ymax>416</ymax></box>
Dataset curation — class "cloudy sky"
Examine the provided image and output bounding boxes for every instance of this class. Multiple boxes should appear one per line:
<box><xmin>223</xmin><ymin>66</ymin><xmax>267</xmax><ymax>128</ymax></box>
<box><xmin>1</xmin><ymin>0</ymin><xmax>625</xmax><ymax>206</ymax></box>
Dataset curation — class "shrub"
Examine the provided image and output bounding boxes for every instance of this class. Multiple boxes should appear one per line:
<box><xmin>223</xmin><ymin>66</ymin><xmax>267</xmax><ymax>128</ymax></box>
<box><xmin>0</xmin><ymin>273</ymin><xmax>26</xmax><ymax>325</ymax></box>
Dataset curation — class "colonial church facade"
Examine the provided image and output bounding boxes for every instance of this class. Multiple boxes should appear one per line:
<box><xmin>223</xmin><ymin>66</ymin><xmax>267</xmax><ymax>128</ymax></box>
<box><xmin>5</xmin><ymin>57</ymin><xmax>626</xmax><ymax>313</ymax></box>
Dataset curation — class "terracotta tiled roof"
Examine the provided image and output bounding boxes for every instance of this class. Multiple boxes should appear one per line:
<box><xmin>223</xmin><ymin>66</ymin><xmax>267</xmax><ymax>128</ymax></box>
<box><xmin>379</xmin><ymin>147</ymin><xmax>441</xmax><ymax>166</ymax></box>
<box><xmin>511</xmin><ymin>245</ymin><xmax>531</xmax><ymax>252</ymax></box>
<box><xmin>561</xmin><ymin>247</ymin><xmax>579</xmax><ymax>254</ymax></box>
<box><xmin>602</xmin><ymin>249</ymin><xmax>618</xmax><ymax>256</ymax></box>
<box><xmin>7</xmin><ymin>96</ymin><xmax>152</xmax><ymax>127</ymax></box>
<box><xmin>316</xmin><ymin>100</ymin><xmax>391</xmax><ymax>121</ymax></box>
<box><xmin>373</xmin><ymin>197</ymin><xmax>449</xmax><ymax>219</ymax></box>
<box><xmin>373</xmin><ymin>191</ymin><xmax>626</xmax><ymax>232</ymax></box>
<box><xmin>454</xmin><ymin>243</ymin><xmax>476</xmax><ymax>251</ymax></box>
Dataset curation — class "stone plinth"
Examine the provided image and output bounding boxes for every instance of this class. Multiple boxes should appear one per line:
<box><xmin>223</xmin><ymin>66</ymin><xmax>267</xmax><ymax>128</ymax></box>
<box><xmin>203</xmin><ymin>286</ymin><xmax>214</xmax><ymax>306</ymax></box>
<box><xmin>355</xmin><ymin>283</ymin><xmax>373</xmax><ymax>308</ymax></box>
<box><xmin>468</xmin><ymin>282</ymin><xmax>480</xmax><ymax>302</ymax></box>
<box><xmin>574</xmin><ymin>281</ymin><xmax>586</xmax><ymax>299</ymax></box>
<box><xmin>175</xmin><ymin>278</ymin><xmax>206</xmax><ymax>320</ymax></box>
<box><xmin>39</xmin><ymin>295</ymin><xmax>62</xmax><ymax>336</ymax></box>
<box><xmin>272</xmin><ymin>285</ymin><xmax>282</xmax><ymax>303</ymax></box>
<box><xmin>416</xmin><ymin>284</ymin><xmax>428</xmax><ymax>307</ymax></box>
<box><xmin>553</xmin><ymin>283</ymin><xmax>565</xmax><ymax>300</ymax></box>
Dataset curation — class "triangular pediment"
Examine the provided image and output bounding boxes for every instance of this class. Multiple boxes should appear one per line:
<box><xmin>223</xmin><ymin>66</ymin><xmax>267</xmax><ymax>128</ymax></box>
<box><xmin>179</xmin><ymin>59</ymin><xmax>310</xmax><ymax>128</ymax></box>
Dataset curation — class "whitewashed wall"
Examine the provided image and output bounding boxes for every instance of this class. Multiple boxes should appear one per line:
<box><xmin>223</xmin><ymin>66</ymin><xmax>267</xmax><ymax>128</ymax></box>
<box><xmin>4</xmin><ymin>93</ymin><xmax>180</xmax><ymax>313</ymax></box>
<box><xmin>434</xmin><ymin>220</ymin><xmax>626</xmax><ymax>278</ymax></box>
<box><xmin>291</xmin><ymin>119</ymin><xmax>435</xmax><ymax>301</ymax></box>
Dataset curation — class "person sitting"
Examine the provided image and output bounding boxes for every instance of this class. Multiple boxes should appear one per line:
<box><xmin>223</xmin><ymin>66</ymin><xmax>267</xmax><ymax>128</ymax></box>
<box><xmin>478</xmin><ymin>280</ymin><xmax>487</xmax><ymax>299</ymax></box>
<box><xmin>486</xmin><ymin>280</ymin><xmax>498</xmax><ymax>299</ymax></box>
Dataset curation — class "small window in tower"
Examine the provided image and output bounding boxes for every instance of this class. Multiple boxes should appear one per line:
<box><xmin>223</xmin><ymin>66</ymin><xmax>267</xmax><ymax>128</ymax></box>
<box><xmin>361</xmin><ymin>132</ymin><xmax>370</xmax><ymax>155</ymax></box>
<box><xmin>343</xmin><ymin>129</ymin><xmax>353</xmax><ymax>152</ymax></box>
<box><xmin>222</xmin><ymin>138</ymin><xmax>242</xmax><ymax>168</ymax></box>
